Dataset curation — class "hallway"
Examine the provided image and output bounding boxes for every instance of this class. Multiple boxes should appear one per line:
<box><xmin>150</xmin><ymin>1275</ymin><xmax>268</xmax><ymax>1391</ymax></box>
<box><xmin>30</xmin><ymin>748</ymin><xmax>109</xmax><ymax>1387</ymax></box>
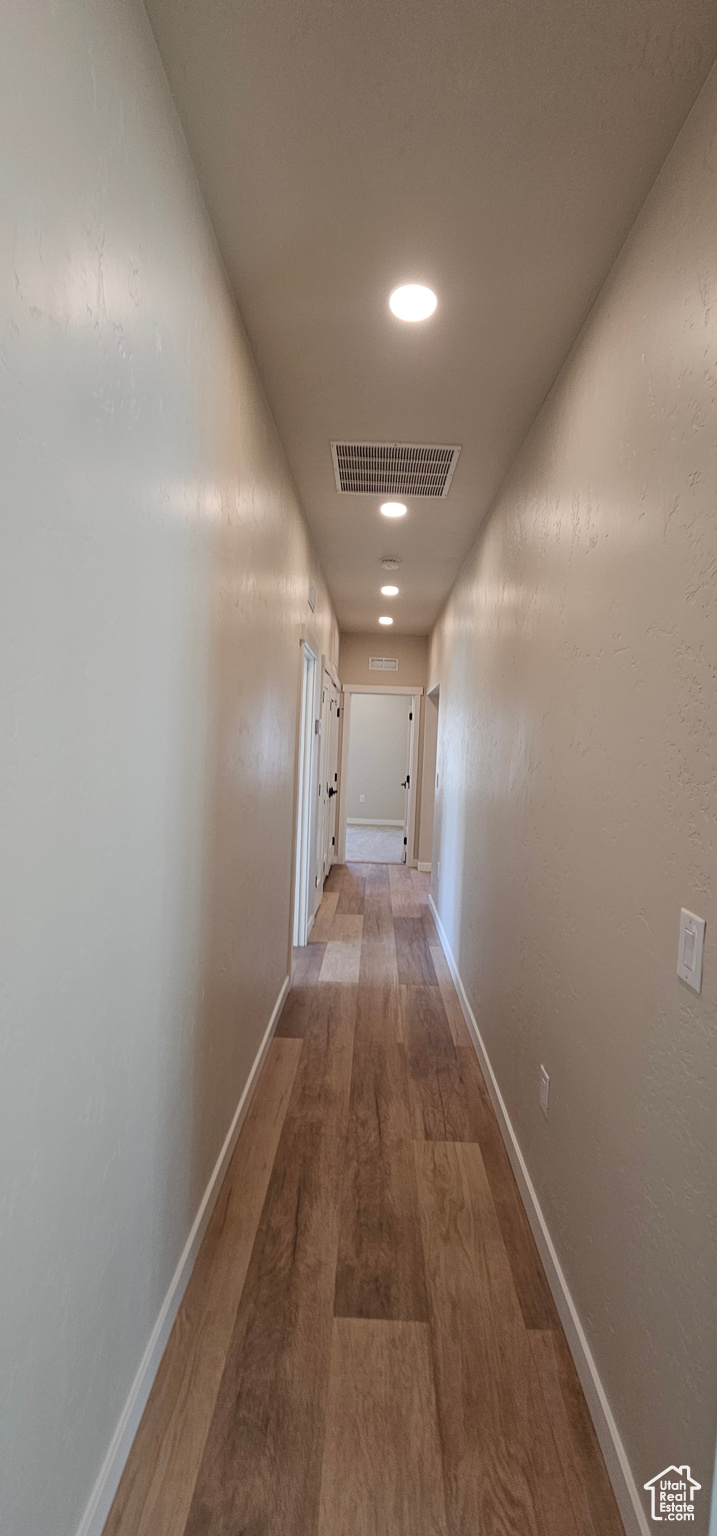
<box><xmin>5</xmin><ymin>2</ymin><xmax>717</xmax><ymax>1530</ymax></box>
<box><xmin>105</xmin><ymin>864</ymin><xmax>623</xmax><ymax>1536</ymax></box>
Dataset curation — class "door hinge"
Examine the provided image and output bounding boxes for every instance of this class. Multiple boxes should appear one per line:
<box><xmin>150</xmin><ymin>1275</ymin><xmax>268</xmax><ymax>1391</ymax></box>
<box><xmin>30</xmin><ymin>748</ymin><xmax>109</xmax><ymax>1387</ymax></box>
<box><xmin>334</xmin><ymin>772</ymin><xmax>338</xmax><ymax>782</ymax></box>
<box><xmin>403</xmin><ymin>836</ymin><xmax>407</xmax><ymax>846</ymax></box>
<box><xmin>337</xmin><ymin>707</ymin><xmax>340</xmax><ymax>718</ymax></box>
<box><xmin>409</xmin><ymin>711</ymin><xmax>413</xmax><ymax>720</ymax></box>
<box><xmin>332</xmin><ymin>836</ymin><xmax>335</xmax><ymax>846</ymax></box>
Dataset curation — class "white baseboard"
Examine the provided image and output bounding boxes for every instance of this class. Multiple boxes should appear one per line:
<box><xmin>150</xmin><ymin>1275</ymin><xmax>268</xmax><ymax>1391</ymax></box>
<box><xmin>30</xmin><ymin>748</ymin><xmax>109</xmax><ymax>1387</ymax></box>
<box><xmin>428</xmin><ymin>895</ymin><xmax>649</xmax><ymax>1536</ymax></box>
<box><xmin>346</xmin><ymin>817</ymin><xmax>404</xmax><ymax>826</ymax></box>
<box><xmin>75</xmin><ymin>973</ymin><xmax>291</xmax><ymax>1536</ymax></box>
<box><xmin>417</xmin><ymin>861</ymin><xmax>432</xmax><ymax>873</ymax></box>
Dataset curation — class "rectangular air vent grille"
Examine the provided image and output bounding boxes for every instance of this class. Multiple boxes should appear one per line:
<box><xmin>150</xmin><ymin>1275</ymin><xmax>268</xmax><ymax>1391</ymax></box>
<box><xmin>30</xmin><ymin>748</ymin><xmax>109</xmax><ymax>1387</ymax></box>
<box><xmin>332</xmin><ymin>441</ymin><xmax>460</xmax><ymax>497</ymax></box>
<box><xmin>369</xmin><ymin>657</ymin><xmax>399</xmax><ymax>671</ymax></box>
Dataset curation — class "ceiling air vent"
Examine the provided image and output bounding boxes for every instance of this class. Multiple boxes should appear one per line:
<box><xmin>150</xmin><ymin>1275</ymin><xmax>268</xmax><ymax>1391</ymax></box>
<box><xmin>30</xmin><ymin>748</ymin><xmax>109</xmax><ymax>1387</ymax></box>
<box><xmin>331</xmin><ymin>441</ymin><xmax>461</xmax><ymax>497</ymax></box>
<box><xmin>369</xmin><ymin>657</ymin><xmax>399</xmax><ymax>671</ymax></box>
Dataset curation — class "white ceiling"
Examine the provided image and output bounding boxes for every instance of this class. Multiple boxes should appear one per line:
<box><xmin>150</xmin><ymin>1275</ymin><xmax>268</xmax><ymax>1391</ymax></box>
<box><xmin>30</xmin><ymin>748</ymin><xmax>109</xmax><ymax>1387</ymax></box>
<box><xmin>146</xmin><ymin>0</ymin><xmax>717</xmax><ymax>635</ymax></box>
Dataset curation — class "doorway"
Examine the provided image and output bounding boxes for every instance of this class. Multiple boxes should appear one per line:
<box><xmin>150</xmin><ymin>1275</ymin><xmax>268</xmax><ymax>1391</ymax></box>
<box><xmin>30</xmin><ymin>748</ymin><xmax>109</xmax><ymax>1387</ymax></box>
<box><xmin>292</xmin><ymin>641</ymin><xmax>318</xmax><ymax>946</ymax></box>
<box><xmin>337</xmin><ymin>686</ymin><xmax>421</xmax><ymax>865</ymax></box>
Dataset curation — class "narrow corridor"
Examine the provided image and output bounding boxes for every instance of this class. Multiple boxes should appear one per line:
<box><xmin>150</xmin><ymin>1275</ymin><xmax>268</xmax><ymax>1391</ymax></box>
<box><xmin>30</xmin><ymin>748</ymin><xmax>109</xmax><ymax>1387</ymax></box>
<box><xmin>105</xmin><ymin>863</ymin><xmax>624</xmax><ymax>1536</ymax></box>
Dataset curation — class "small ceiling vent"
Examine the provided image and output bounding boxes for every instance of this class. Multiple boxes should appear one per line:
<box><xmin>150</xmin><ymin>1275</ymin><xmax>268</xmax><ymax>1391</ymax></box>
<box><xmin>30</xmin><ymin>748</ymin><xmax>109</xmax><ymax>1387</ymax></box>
<box><xmin>369</xmin><ymin>657</ymin><xmax>399</xmax><ymax>671</ymax></box>
<box><xmin>331</xmin><ymin>441</ymin><xmax>460</xmax><ymax>497</ymax></box>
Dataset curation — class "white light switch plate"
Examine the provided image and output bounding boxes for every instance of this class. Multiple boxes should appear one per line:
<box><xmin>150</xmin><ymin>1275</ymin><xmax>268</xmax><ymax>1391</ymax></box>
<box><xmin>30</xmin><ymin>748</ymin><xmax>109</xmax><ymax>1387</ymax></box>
<box><xmin>677</xmin><ymin>909</ymin><xmax>705</xmax><ymax>993</ymax></box>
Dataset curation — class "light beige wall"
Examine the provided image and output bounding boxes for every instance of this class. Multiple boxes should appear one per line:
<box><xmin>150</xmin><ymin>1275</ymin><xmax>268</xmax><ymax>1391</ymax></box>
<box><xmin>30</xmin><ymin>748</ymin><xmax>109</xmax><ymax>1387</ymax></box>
<box><xmin>345</xmin><ymin>693</ymin><xmax>411</xmax><ymax>822</ymax></box>
<box><xmin>417</xmin><ymin>691</ymin><xmax>439</xmax><ymax>866</ymax></box>
<box><xmin>0</xmin><ymin>5</ymin><xmax>336</xmax><ymax>1535</ymax></box>
<box><xmin>339</xmin><ymin>630</ymin><xmax>428</xmax><ymax>685</ymax></box>
<box><xmin>430</xmin><ymin>64</ymin><xmax>717</xmax><ymax>1533</ymax></box>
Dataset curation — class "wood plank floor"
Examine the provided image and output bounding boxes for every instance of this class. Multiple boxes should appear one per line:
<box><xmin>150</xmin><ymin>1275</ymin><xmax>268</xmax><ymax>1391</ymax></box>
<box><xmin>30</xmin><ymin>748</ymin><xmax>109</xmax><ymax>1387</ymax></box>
<box><xmin>104</xmin><ymin>863</ymin><xmax>625</xmax><ymax>1536</ymax></box>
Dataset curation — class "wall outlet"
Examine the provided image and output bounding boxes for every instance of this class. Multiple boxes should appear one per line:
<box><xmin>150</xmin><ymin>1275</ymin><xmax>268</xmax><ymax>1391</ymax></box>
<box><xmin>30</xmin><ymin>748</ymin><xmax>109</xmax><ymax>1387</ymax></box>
<box><xmin>539</xmin><ymin>1065</ymin><xmax>550</xmax><ymax>1117</ymax></box>
<box><xmin>677</xmin><ymin>908</ymin><xmax>705</xmax><ymax>993</ymax></box>
<box><xmin>359</xmin><ymin>793</ymin><xmax>365</xmax><ymax>803</ymax></box>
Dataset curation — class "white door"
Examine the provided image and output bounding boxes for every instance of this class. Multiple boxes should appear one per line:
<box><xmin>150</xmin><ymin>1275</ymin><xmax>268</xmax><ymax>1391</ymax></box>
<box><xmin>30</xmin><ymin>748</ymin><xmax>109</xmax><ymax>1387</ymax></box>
<box><xmin>293</xmin><ymin>643</ymin><xmax>318</xmax><ymax>946</ymax></box>
<box><xmin>316</xmin><ymin>663</ymin><xmax>340</xmax><ymax>884</ymax></box>
<box><xmin>317</xmin><ymin>665</ymin><xmax>340</xmax><ymax>886</ymax></box>
<box><xmin>325</xmin><ymin>677</ymin><xmax>340</xmax><ymax>871</ymax></box>
<box><xmin>400</xmin><ymin>704</ymin><xmax>415</xmax><ymax>863</ymax></box>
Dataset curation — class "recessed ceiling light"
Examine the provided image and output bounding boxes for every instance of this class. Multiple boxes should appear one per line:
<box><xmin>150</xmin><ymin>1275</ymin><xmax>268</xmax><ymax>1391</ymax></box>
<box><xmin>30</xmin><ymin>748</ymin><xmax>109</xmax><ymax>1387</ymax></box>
<box><xmin>380</xmin><ymin>502</ymin><xmax>407</xmax><ymax>518</ymax></box>
<box><xmin>381</xmin><ymin>585</ymin><xmax>399</xmax><ymax>597</ymax></box>
<box><xmin>378</xmin><ymin>615</ymin><xmax>393</xmax><ymax>626</ymax></box>
<box><xmin>389</xmin><ymin>284</ymin><xmax>437</xmax><ymax>322</ymax></box>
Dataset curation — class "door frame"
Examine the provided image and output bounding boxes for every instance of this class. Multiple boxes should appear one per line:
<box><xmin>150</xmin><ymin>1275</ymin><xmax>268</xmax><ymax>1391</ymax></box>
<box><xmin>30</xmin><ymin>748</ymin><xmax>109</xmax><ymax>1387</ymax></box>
<box><xmin>336</xmin><ymin>684</ymin><xmax>423</xmax><ymax>867</ymax></box>
<box><xmin>292</xmin><ymin>640</ymin><xmax>320</xmax><ymax>947</ymax></box>
<box><xmin>316</xmin><ymin>657</ymin><xmax>341</xmax><ymax>885</ymax></box>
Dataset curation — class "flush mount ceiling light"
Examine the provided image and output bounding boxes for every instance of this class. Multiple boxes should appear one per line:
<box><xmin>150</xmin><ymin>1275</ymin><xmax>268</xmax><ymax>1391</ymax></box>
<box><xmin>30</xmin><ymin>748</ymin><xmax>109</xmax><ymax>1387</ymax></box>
<box><xmin>381</xmin><ymin>585</ymin><xmax>399</xmax><ymax>597</ymax></box>
<box><xmin>378</xmin><ymin>615</ymin><xmax>394</xmax><ymax>626</ymax></box>
<box><xmin>380</xmin><ymin>557</ymin><xmax>400</xmax><ymax>570</ymax></box>
<box><xmin>380</xmin><ymin>502</ymin><xmax>407</xmax><ymax>519</ymax></box>
<box><xmin>389</xmin><ymin>284</ymin><xmax>437</xmax><ymax>322</ymax></box>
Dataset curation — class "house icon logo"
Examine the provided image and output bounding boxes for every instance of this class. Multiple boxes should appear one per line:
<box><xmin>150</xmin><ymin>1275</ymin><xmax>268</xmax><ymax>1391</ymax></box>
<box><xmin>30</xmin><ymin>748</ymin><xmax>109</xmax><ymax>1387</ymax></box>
<box><xmin>643</xmin><ymin>1466</ymin><xmax>701</xmax><ymax>1521</ymax></box>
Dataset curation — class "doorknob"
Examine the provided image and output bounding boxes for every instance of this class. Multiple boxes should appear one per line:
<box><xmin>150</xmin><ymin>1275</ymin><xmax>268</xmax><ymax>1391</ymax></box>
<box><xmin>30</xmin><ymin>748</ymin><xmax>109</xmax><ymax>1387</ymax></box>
<box><xmin>327</xmin><ymin>786</ymin><xmax>336</xmax><ymax>797</ymax></box>
<box><xmin>401</xmin><ymin>775</ymin><xmax>410</xmax><ymax>788</ymax></box>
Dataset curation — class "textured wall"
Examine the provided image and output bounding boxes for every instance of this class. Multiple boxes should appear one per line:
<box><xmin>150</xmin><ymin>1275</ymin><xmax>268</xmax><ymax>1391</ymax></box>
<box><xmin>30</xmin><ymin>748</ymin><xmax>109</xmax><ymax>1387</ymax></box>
<box><xmin>430</xmin><ymin>64</ymin><xmax>717</xmax><ymax>1532</ymax></box>
<box><xmin>0</xmin><ymin>4</ymin><xmax>336</xmax><ymax>1534</ymax></box>
<box><xmin>338</xmin><ymin>631</ymin><xmax>428</xmax><ymax>685</ymax></box>
<box><xmin>418</xmin><ymin>692</ymin><xmax>439</xmax><ymax>866</ymax></box>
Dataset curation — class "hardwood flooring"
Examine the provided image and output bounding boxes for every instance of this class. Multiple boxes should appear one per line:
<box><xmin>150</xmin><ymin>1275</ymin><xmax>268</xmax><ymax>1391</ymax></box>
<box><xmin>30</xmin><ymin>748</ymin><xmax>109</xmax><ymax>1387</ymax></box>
<box><xmin>319</xmin><ymin>1318</ymin><xmax>447</xmax><ymax>1536</ymax></box>
<box><xmin>104</xmin><ymin>864</ymin><xmax>625</xmax><ymax>1536</ymax></box>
